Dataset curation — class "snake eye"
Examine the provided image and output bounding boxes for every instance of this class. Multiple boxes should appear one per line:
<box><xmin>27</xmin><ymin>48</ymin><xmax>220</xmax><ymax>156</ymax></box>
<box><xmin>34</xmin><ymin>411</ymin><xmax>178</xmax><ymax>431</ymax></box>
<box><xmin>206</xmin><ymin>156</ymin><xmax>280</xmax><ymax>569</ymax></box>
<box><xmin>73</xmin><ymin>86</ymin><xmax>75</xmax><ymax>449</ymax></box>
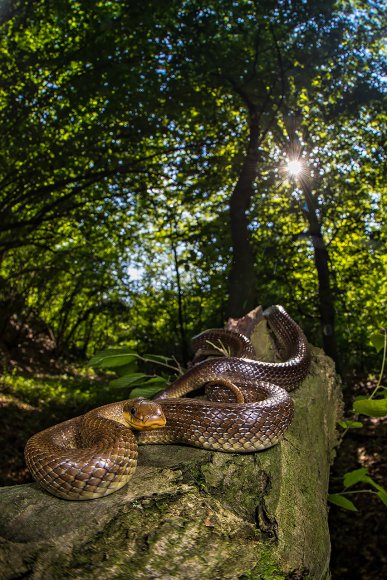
<box><xmin>130</xmin><ymin>407</ymin><xmax>136</xmax><ymax>416</ymax></box>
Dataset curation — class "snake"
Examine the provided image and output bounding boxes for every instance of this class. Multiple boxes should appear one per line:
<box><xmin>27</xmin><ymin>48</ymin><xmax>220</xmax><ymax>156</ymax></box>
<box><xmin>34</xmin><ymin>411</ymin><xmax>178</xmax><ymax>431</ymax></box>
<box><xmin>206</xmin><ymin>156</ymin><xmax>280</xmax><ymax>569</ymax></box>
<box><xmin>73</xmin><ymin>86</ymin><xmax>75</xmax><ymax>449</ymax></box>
<box><xmin>24</xmin><ymin>305</ymin><xmax>311</xmax><ymax>500</ymax></box>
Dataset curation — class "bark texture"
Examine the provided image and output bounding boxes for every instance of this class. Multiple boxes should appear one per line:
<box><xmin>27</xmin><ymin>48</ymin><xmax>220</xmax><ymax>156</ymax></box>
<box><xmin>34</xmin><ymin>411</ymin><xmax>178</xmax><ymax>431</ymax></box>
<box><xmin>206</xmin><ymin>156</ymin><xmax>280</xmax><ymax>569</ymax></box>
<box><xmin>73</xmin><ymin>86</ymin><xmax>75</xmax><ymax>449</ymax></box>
<box><xmin>227</xmin><ymin>106</ymin><xmax>260</xmax><ymax>319</ymax></box>
<box><xmin>0</xmin><ymin>320</ymin><xmax>342</xmax><ymax>580</ymax></box>
<box><xmin>302</xmin><ymin>183</ymin><xmax>337</xmax><ymax>365</ymax></box>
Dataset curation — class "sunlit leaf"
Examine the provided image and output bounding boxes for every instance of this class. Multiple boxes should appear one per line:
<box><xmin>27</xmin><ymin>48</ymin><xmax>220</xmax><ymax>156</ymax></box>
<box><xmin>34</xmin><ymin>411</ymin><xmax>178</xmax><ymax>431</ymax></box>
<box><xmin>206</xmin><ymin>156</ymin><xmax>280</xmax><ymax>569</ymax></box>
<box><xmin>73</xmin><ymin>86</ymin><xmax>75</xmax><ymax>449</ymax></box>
<box><xmin>343</xmin><ymin>468</ymin><xmax>369</xmax><ymax>488</ymax></box>
<box><xmin>338</xmin><ymin>420</ymin><xmax>363</xmax><ymax>429</ymax></box>
<box><xmin>353</xmin><ymin>398</ymin><xmax>387</xmax><ymax>417</ymax></box>
<box><xmin>361</xmin><ymin>475</ymin><xmax>385</xmax><ymax>493</ymax></box>
<box><xmin>109</xmin><ymin>373</ymin><xmax>153</xmax><ymax>388</ymax></box>
<box><xmin>142</xmin><ymin>376</ymin><xmax>168</xmax><ymax>385</ymax></box>
<box><xmin>370</xmin><ymin>331</ymin><xmax>386</xmax><ymax>353</ymax></box>
<box><xmin>89</xmin><ymin>349</ymin><xmax>137</xmax><ymax>369</ymax></box>
<box><xmin>129</xmin><ymin>384</ymin><xmax>166</xmax><ymax>399</ymax></box>
<box><xmin>328</xmin><ymin>494</ymin><xmax>358</xmax><ymax>511</ymax></box>
<box><xmin>377</xmin><ymin>490</ymin><xmax>387</xmax><ymax>507</ymax></box>
<box><xmin>90</xmin><ymin>348</ymin><xmax>137</xmax><ymax>358</ymax></box>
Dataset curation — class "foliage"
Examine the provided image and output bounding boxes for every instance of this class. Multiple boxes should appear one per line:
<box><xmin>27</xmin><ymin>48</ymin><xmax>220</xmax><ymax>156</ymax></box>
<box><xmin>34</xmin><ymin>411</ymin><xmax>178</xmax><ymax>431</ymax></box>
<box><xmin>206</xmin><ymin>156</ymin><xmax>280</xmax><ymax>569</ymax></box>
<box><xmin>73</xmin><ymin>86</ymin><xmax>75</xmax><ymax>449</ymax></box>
<box><xmin>88</xmin><ymin>347</ymin><xmax>181</xmax><ymax>398</ymax></box>
<box><xmin>328</xmin><ymin>328</ymin><xmax>387</xmax><ymax>510</ymax></box>
<box><xmin>329</xmin><ymin>468</ymin><xmax>387</xmax><ymax>511</ymax></box>
<box><xmin>0</xmin><ymin>366</ymin><xmax>104</xmax><ymax>409</ymax></box>
<box><xmin>0</xmin><ymin>0</ymin><xmax>385</xmax><ymax>374</ymax></box>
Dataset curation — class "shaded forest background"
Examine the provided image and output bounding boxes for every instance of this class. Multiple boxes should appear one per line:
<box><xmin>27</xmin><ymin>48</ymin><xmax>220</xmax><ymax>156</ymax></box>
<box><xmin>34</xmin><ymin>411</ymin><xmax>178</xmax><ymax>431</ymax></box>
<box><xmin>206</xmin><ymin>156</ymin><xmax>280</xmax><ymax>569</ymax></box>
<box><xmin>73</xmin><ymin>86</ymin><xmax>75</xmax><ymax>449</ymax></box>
<box><xmin>0</xmin><ymin>0</ymin><xmax>385</xmax><ymax>371</ymax></box>
<box><xmin>0</xmin><ymin>1</ymin><xmax>386</xmax><ymax>578</ymax></box>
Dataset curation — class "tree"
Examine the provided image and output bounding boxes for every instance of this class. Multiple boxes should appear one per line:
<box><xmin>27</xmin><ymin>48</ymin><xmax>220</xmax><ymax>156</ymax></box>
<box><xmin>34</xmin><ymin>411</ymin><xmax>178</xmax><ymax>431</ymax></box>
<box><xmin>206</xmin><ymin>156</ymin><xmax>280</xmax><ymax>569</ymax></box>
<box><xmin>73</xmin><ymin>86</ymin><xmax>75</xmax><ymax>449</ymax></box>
<box><xmin>0</xmin><ymin>0</ymin><xmax>385</xmax><ymax>369</ymax></box>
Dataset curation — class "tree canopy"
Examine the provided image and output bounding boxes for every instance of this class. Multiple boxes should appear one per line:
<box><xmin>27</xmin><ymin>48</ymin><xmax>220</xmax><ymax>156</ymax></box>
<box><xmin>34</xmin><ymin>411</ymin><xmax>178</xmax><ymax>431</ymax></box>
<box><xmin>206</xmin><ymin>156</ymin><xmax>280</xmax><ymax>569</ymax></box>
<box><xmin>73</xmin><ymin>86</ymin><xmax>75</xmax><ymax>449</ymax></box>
<box><xmin>0</xmin><ymin>0</ymin><xmax>385</xmax><ymax>370</ymax></box>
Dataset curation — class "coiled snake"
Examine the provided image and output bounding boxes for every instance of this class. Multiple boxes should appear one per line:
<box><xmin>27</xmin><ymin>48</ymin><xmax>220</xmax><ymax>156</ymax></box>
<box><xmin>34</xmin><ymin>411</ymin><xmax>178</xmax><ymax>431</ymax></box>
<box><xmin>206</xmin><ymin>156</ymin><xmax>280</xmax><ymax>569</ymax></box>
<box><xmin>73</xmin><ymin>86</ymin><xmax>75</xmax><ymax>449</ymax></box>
<box><xmin>25</xmin><ymin>305</ymin><xmax>311</xmax><ymax>500</ymax></box>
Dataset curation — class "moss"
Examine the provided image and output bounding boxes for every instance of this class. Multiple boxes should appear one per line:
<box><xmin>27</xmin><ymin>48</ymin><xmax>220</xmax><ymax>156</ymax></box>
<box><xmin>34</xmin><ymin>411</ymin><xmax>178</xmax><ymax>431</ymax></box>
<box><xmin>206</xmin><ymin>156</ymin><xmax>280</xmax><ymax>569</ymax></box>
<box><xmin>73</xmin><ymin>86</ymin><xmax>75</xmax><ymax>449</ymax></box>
<box><xmin>0</xmin><ymin>343</ymin><xmax>341</xmax><ymax>579</ymax></box>
<box><xmin>200</xmin><ymin>453</ymin><xmax>271</xmax><ymax>524</ymax></box>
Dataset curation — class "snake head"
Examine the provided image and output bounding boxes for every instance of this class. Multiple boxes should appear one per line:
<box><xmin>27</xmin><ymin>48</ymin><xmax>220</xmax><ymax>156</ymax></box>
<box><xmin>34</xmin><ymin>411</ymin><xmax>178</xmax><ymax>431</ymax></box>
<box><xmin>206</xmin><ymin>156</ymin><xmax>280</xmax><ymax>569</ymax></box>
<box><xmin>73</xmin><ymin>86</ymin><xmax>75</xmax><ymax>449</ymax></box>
<box><xmin>123</xmin><ymin>398</ymin><xmax>166</xmax><ymax>430</ymax></box>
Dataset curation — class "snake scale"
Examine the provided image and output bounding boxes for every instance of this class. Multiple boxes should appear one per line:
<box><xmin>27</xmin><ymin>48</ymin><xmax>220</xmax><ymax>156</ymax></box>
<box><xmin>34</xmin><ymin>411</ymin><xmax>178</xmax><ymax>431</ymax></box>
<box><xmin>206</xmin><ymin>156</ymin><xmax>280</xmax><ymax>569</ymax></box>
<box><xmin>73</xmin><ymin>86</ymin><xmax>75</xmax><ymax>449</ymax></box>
<box><xmin>25</xmin><ymin>305</ymin><xmax>311</xmax><ymax>500</ymax></box>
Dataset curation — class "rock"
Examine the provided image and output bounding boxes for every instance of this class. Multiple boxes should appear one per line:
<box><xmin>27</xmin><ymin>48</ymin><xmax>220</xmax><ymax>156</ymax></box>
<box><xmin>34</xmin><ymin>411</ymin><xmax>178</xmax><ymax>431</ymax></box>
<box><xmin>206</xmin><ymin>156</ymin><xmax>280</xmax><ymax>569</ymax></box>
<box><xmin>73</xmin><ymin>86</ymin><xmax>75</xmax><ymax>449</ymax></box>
<box><xmin>0</xmin><ymin>329</ymin><xmax>342</xmax><ymax>579</ymax></box>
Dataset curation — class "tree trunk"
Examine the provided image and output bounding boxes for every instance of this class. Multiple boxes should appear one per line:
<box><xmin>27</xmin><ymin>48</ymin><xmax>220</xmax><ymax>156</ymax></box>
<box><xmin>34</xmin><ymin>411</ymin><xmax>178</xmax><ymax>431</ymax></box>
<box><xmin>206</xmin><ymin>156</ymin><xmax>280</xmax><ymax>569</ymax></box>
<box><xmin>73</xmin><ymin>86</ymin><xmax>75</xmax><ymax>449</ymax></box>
<box><xmin>227</xmin><ymin>110</ymin><xmax>260</xmax><ymax>318</ymax></box>
<box><xmin>302</xmin><ymin>184</ymin><xmax>338</xmax><ymax>365</ymax></box>
<box><xmin>0</xmin><ymin>316</ymin><xmax>342</xmax><ymax>579</ymax></box>
<box><xmin>171</xmin><ymin>240</ymin><xmax>189</xmax><ymax>363</ymax></box>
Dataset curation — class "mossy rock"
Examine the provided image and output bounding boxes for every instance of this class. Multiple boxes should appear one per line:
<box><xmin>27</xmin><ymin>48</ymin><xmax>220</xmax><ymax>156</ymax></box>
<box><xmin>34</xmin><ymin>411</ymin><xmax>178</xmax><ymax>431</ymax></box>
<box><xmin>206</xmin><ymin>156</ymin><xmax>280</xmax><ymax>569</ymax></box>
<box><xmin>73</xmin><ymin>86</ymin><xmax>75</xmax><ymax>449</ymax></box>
<box><xmin>0</xmin><ymin>342</ymin><xmax>342</xmax><ymax>579</ymax></box>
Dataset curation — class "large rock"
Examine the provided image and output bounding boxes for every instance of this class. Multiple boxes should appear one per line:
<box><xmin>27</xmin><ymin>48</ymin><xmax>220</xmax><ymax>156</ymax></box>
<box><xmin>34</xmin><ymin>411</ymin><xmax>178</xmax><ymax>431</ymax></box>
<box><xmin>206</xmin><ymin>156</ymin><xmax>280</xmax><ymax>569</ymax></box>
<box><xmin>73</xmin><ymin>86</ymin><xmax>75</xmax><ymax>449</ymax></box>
<box><xmin>0</xmin><ymin>319</ymin><xmax>342</xmax><ymax>579</ymax></box>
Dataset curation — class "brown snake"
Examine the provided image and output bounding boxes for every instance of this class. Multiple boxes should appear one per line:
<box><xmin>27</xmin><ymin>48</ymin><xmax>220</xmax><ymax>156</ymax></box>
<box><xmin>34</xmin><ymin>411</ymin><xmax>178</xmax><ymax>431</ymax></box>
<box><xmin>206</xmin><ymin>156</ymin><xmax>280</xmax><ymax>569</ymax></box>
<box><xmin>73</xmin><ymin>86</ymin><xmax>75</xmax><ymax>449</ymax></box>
<box><xmin>25</xmin><ymin>305</ymin><xmax>311</xmax><ymax>500</ymax></box>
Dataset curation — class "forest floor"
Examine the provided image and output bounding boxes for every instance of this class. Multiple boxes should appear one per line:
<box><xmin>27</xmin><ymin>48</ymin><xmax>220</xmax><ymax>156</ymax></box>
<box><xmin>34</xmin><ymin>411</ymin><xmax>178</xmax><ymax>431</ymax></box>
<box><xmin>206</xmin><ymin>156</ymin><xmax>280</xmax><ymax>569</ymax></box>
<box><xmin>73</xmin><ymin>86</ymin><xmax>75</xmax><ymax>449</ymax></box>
<box><xmin>328</xmin><ymin>374</ymin><xmax>387</xmax><ymax>580</ymax></box>
<box><xmin>0</xmin><ymin>360</ymin><xmax>386</xmax><ymax>579</ymax></box>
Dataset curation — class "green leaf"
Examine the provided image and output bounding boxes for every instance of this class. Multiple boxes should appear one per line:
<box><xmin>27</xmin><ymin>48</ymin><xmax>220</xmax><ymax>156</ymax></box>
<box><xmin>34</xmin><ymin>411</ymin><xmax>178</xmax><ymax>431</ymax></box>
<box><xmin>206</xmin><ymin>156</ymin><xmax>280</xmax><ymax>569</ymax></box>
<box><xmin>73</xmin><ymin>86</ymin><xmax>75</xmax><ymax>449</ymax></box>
<box><xmin>338</xmin><ymin>419</ymin><xmax>363</xmax><ymax>429</ymax></box>
<box><xmin>377</xmin><ymin>490</ymin><xmax>387</xmax><ymax>507</ymax></box>
<box><xmin>143</xmin><ymin>354</ymin><xmax>174</xmax><ymax>364</ymax></box>
<box><xmin>343</xmin><ymin>468</ymin><xmax>369</xmax><ymax>488</ymax></box>
<box><xmin>353</xmin><ymin>398</ymin><xmax>387</xmax><ymax>417</ymax></box>
<box><xmin>109</xmin><ymin>373</ymin><xmax>153</xmax><ymax>388</ymax></box>
<box><xmin>89</xmin><ymin>349</ymin><xmax>137</xmax><ymax>369</ymax></box>
<box><xmin>361</xmin><ymin>475</ymin><xmax>385</xmax><ymax>493</ymax></box>
<box><xmin>98</xmin><ymin>355</ymin><xmax>137</xmax><ymax>369</ymax></box>
<box><xmin>114</xmin><ymin>362</ymin><xmax>138</xmax><ymax>377</ymax></box>
<box><xmin>142</xmin><ymin>376</ymin><xmax>168</xmax><ymax>385</ymax></box>
<box><xmin>328</xmin><ymin>494</ymin><xmax>358</xmax><ymax>511</ymax></box>
<box><xmin>370</xmin><ymin>331</ymin><xmax>386</xmax><ymax>353</ymax></box>
<box><xmin>129</xmin><ymin>384</ymin><xmax>166</xmax><ymax>399</ymax></box>
<box><xmin>91</xmin><ymin>348</ymin><xmax>137</xmax><ymax>358</ymax></box>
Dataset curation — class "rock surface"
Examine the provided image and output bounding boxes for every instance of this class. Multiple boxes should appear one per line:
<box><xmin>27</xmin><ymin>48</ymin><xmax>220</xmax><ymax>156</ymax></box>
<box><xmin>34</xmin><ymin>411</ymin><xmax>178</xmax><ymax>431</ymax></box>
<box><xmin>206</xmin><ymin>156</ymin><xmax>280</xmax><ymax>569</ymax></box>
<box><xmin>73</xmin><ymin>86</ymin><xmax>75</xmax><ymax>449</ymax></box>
<box><xmin>0</xmin><ymin>319</ymin><xmax>342</xmax><ymax>580</ymax></box>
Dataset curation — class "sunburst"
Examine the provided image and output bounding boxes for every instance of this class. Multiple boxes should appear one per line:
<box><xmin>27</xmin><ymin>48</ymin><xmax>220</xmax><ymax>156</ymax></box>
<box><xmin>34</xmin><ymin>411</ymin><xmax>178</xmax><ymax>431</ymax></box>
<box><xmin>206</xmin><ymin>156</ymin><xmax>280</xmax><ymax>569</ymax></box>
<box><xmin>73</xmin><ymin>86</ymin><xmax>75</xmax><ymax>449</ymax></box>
<box><xmin>286</xmin><ymin>158</ymin><xmax>304</xmax><ymax>178</ymax></box>
<box><xmin>277</xmin><ymin>155</ymin><xmax>310</xmax><ymax>187</ymax></box>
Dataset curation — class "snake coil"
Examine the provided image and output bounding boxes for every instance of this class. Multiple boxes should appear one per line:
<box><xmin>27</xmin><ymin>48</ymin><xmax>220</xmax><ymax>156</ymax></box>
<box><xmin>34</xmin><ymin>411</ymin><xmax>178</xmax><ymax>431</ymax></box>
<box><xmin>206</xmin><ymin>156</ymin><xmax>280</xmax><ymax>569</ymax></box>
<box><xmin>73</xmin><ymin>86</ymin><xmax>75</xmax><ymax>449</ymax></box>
<box><xmin>25</xmin><ymin>305</ymin><xmax>311</xmax><ymax>500</ymax></box>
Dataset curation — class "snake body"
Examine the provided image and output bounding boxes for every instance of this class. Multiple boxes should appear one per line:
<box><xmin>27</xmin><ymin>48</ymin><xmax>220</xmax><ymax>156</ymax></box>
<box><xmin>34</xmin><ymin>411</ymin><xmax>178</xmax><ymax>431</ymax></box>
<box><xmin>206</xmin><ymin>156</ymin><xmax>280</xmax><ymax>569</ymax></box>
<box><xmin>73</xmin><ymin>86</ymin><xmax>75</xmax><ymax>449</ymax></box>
<box><xmin>25</xmin><ymin>305</ymin><xmax>311</xmax><ymax>500</ymax></box>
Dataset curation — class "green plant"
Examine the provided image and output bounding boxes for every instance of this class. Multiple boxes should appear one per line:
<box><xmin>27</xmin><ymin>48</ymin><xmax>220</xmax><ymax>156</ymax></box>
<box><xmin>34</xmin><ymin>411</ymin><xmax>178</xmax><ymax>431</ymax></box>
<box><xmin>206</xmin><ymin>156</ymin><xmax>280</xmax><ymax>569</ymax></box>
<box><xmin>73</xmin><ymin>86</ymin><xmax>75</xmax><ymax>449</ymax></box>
<box><xmin>328</xmin><ymin>327</ymin><xmax>387</xmax><ymax>511</ymax></box>
<box><xmin>89</xmin><ymin>348</ymin><xmax>183</xmax><ymax>399</ymax></box>
<box><xmin>0</xmin><ymin>367</ymin><xmax>103</xmax><ymax>408</ymax></box>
